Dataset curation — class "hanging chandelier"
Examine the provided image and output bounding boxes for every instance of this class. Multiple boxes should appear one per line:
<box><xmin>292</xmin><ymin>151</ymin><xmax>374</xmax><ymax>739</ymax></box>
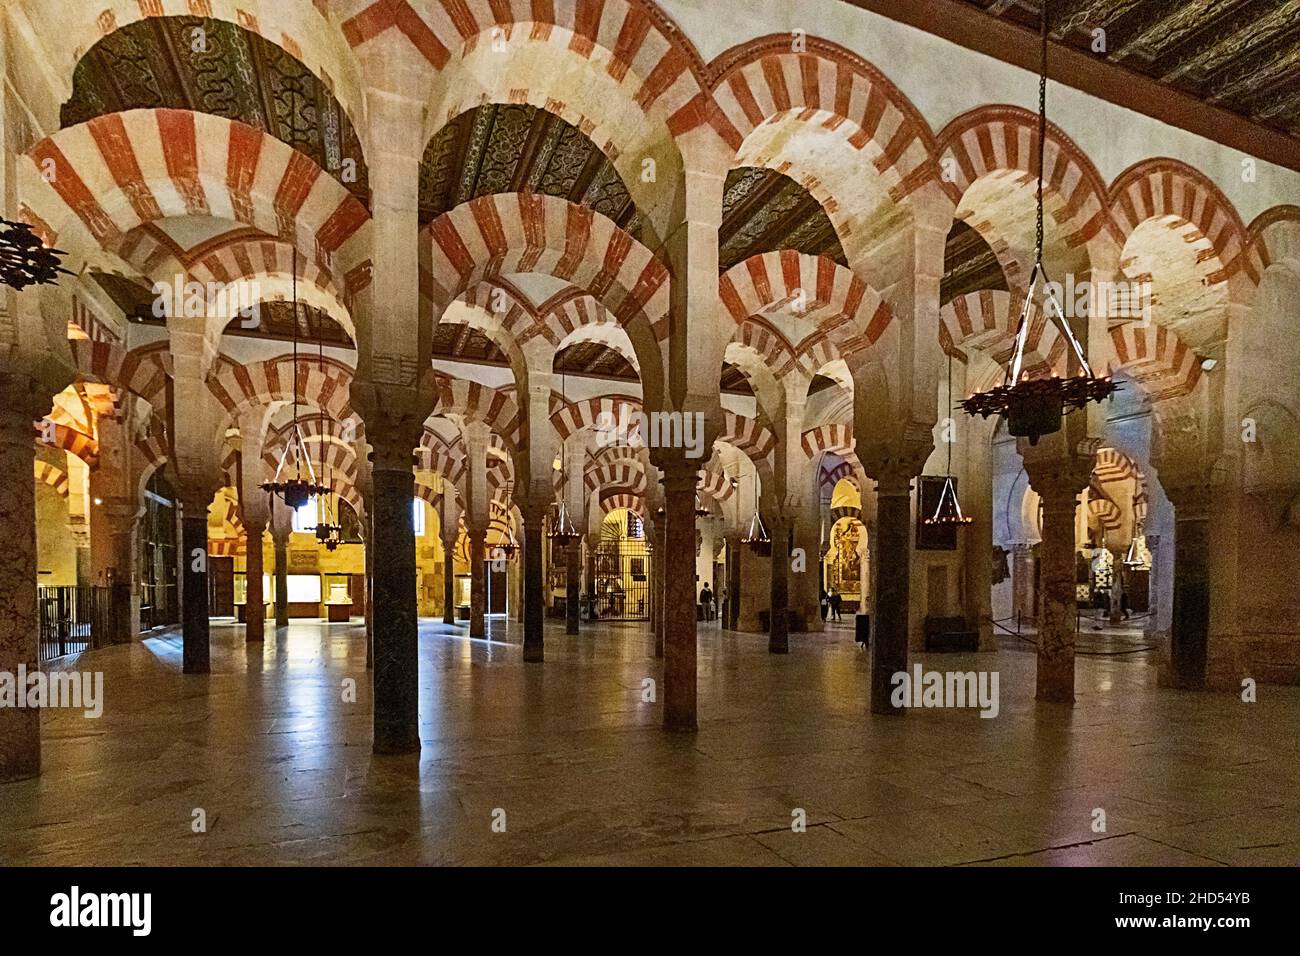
<box><xmin>261</xmin><ymin>79</ymin><xmax>327</xmax><ymax>512</ymax></box>
<box><xmin>549</xmin><ymin>372</ymin><xmax>582</xmax><ymax>546</ymax></box>
<box><xmin>498</xmin><ymin>520</ymin><xmax>520</xmax><ymax>559</ymax></box>
<box><xmin>957</xmin><ymin>0</ymin><xmax>1116</xmax><ymax>445</ymax></box>
<box><xmin>0</xmin><ymin>218</ymin><xmax>70</xmax><ymax>290</ymax></box>
<box><xmin>925</xmin><ymin>353</ymin><xmax>974</xmax><ymax>527</ymax></box>
<box><xmin>741</xmin><ymin>473</ymin><xmax>771</xmax><ymax>555</ymax></box>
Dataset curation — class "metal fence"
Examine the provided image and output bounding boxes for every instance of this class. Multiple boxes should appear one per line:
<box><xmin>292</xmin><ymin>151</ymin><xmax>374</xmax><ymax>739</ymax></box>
<box><xmin>37</xmin><ymin>586</ymin><xmax>112</xmax><ymax>663</ymax></box>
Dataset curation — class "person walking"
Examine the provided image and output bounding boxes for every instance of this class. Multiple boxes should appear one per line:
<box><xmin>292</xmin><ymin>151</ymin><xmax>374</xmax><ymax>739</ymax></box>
<box><xmin>819</xmin><ymin>588</ymin><xmax>829</xmax><ymax>622</ymax></box>
<box><xmin>829</xmin><ymin>588</ymin><xmax>843</xmax><ymax>622</ymax></box>
<box><xmin>699</xmin><ymin>583</ymin><xmax>714</xmax><ymax>621</ymax></box>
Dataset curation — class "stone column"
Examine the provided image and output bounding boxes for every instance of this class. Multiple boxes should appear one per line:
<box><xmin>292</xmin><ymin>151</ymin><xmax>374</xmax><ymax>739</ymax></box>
<box><xmin>178</xmin><ymin>484</ymin><xmax>214</xmax><ymax>675</ymax></box>
<box><xmin>868</xmin><ymin>468</ymin><xmax>914</xmax><ymax>715</ymax></box>
<box><xmin>792</xmin><ymin>510</ymin><xmax>822</xmax><ymax>633</ymax></box>
<box><xmin>0</xmin><ymin>378</ymin><xmax>43</xmax><ymax>781</ymax></box>
<box><xmin>98</xmin><ymin>499</ymin><xmax>141</xmax><ymax>645</ymax></box>
<box><xmin>441</xmin><ymin>531</ymin><xmax>456</xmax><ymax>625</ymax></box>
<box><xmin>661</xmin><ymin>459</ymin><xmax>697</xmax><ymax>731</ymax></box>
<box><xmin>1024</xmin><ymin>463</ymin><xmax>1090</xmax><ymax>703</ymax></box>
<box><xmin>244</xmin><ymin>517</ymin><xmax>266</xmax><ymax>643</ymax></box>
<box><xmin>1165</xmin><ymin>485</ymin><xmax>1211</xmax><ymax>689</ymax></box>
<box><xmin>652</xmin><ymin>513</ymin><xmax>666</xmax><ymax>657</ymax></box>
<box><xmin>363</xmin><ymin>504</ymin><xmax>374</xmax><ymax>669</ymax></box>
<box><xmin>565</xmin><ymin>540</ymin><xmax>581</xmax><ymax>635</ymax></box>
<box><xmin>769</xmin><ymin>516</ymin><xmax>790</xmax><ymax>654</ymax></box>
<box><xmin>272</xmin><ymin>521</ymin><xmax>290</xmax><ymax>629</ymax></box>
<box><xmin>521</xmin><ymin>502</ymin><xmax>545</xmax><ymax>662</ymax></box>
<box><xmin>369</xmin><ymin>436</ymin><xmax>420</xmax><ymax>754</ymax></box>
<box><xmin>468</xmin><ymin>524</ymin><xmax>486</xmax><ymax>638</ymax></box>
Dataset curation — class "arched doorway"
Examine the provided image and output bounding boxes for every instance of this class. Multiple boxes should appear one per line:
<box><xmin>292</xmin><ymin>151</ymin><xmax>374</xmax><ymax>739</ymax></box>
<box><xmin>591</xmin><ymin>508</ymin><xmax>652</xmax><ymax>622</ymax></box>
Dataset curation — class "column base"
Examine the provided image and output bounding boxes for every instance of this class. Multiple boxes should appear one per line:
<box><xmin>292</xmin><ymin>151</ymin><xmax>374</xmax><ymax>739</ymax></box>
<box><xmin>372</xmin><ymin>724</ymin><xmax>421</xmax><ymax>755</ymax></box>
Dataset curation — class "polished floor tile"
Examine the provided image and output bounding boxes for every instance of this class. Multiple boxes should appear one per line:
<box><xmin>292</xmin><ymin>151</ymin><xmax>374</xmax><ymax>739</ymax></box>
<box><xmin>1</xmin><ymin>617</ymin><xmax>1296</xmax><ymax>866</ymax></box>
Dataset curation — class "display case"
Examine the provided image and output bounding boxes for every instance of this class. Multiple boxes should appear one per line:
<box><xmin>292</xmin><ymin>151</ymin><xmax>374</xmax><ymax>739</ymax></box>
<box><xmin>323</xmin><ymin>573</ymin><xmax>352</xmax><ymax>622</ymax></box>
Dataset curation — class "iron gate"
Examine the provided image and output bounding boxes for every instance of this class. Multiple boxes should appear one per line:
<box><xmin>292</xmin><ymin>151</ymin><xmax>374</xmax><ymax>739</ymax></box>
<box><xmin>591</xmin><ymin>540</ymin><xmax>651</xmax><ymax>621</ymax></box>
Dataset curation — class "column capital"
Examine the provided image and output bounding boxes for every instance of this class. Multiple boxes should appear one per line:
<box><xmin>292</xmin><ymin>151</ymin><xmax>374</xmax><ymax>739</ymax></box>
<box><xmin>353</xmin><ymin>380</ymin><xmax>431</xmax><ymax>472</ymax></box>
<box><xmin>859</xmin><ymin>430</ymin><xmax>933</xmax><ymax>494</ymax></box>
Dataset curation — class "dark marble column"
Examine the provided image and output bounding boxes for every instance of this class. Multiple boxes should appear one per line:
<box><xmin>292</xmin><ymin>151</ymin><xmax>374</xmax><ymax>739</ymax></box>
<box><xmin>469</xmin><ymin>527</ymin><xmax>486</xmax><ymax>638</ymax></box>
<box><xmin>364</xmin><ymin>507</ymin><xmax>374</xmax><ymax>670</ymax></box>
<box><xmin>652</xmin><ymin>514</ymin><xmax>666</xmax><ymax>658</ymax></box>
<box><xmin>0</xmin><ymin>381</ymin><xmax>42</xmax><ymax>782</ymax></box>
<box><xmin>244</xmin><ymin>520</ymin><xmax>266</xmax><ymax>643</ymax></box>
<box><xmin>442</xmin><ymin>530</ymin><xmax>457</xmax><ymax>626</ymax></box>
<box><xmin>273</xmin><ymin>528</ymin><xmax>289</xmax><ymax>629</ymax></box>
<box><xmin>769</xmin><ymin>517</ymin><xmax>790</xmax><ymax>654</ymax></box>
<box><xmin>1026</xmin><ymin>471</ymin><xmax>1087</xmax><ymax>704</ymax></box>
<box><xmin>370</xmin><ymin>462</ymin><xmax>420</xmax><ymax>754</ymax></box>
<box><xmin>727</xmin><ymin>537</ymin><xmax>741</xmax><ymax>630</ymax></box>
<box><xmin>179</xmin><ymin>488</ymin><xmax>213</xmax><ymax>675</ymax></box>
<box><xmin>870</xmin><ymin>472</ymin><xmax>912</xmax><ymax>715</ymax></box>
<box><xmin>522</xmin><ymin>507</ymin><xmax>545</xmax><ymax>662</ymax></box>
<box><xmin>565</xmin><ymin>540</ymin><xmax>581</xmax><ymax>635</ymax></box>
<box><xmin>1169</xmin><ymin>490</ymin><xmax>1210</xmax><ymax>689</ymax></box>
<box><xmin>662</xmin><ymin>463</ymin><xmax>697</xmax><ymax>731</ymax></box>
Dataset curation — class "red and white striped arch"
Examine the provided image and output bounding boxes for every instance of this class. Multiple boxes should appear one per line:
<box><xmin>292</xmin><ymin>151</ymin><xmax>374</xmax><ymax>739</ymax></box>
<box><xmin>708</xmin><ymin>38</ymin><xmax>935</xmax><ymax>202</ymax></box>
<box><xmin>34</xmin><ymin>460</ymin><xmax>71</xmax><ymax>498</ymax></box>
<box><xmin>36</xmin><ymin>422</ymin><xmax>99</xmax><ymax>467</ymax></box>
<box><xmin>1235</xmin><ymin>205</ymin><xmax>1300</xmax><ymax>287</ymax></box>
<box><xmin>68</xmin><ymin>339</ymin><xmax>171</xmax><ymax>403</ymax></box>
<box><xmin>936</xmin><ymin>106</ymin><xmax>1111</xmax><ymax>250</ymax></box>
<box><xmin>208</xmin><ymin>354</ymin><xmax>354</xmax><ymax>421</ymax></box>
<box><xmin>424</xmin><ymin>194</ymin><xmax>670</xmax><ymax>346</ymax></box>
<box><xmin>1087</xmin><ymin>495</ymin><xmax>1122</xmax><ymax>535</ymax></box>
<box><xmin>720</xmin><ymin>251</ymin><xmax>892</xmax><ymax>358</ymax></box>
<box><xmin>802</xmin><ymin>423</ymin><xmax>853</xmax><ymax>459</ymax></box>
<box><xmin>1109</xmin><ymin>159</ymin><xmax>1245</xmax><ymax>286</ymax></box>
<box><xmin>583</xmin><ymin>462</ymin><xmax>648</xmax><ymax>496</ymax></box>
<box><xmin>434</xmin><ymin>377</ymin><xmax>522</xmax><ymax>450</ymax></box>
<box><xmin>1106</xmin><ymin>324</ymin><xmax>1202</xmax><ymax>401</ymax></box>
<box><xmin>695</xmin><ymin>468</ymin><xmax>735</xmax><ymax>503</ymax></box>
<box><xmin>341</xmin><ymin>0</ymin><xmax>708</xmax><ymax>136</ymax></box>
<box><xmin>28</xmin><ymin>110</ymin><xmax>368</xmax><ymax>265</ymax></box>
<box><xmin>939</xmin><ymin>290</ymin><xmax>1067</xmax><ymax>377</ymax></box>
<box><xmin>551</xmin><ymin>394</ymin><xmax>643</xmax><ymax>443</ymax></box>
<box><xmin>599</xmin><ymin>491</ymin><xmax>647</xmax><ymax>518</ymax></box>
<box><xmin>720</xmin><ymin>410</ymin><xmax>776</xmax><ymax>461</ymax></box>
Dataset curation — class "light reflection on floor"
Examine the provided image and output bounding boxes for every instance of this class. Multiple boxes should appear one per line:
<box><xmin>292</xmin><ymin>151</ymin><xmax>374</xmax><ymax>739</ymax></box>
<box><xmin>2</xmin><ymin>616</ymin><xmax>1298</xmax><ymax>866</ymax></box>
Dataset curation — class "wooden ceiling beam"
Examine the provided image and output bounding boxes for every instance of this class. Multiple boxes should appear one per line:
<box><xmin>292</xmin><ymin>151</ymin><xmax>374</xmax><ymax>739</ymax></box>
<box><xmin>838</xmin><ymin>0</ymin><xmax>1300</xmax><ymax>173</ymax></box>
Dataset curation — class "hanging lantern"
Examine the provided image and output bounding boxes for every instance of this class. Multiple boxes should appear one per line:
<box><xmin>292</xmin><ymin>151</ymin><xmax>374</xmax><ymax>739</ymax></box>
<box><xmin>0</xmin><ymin>218</ymin><xmax>71</xmax><ymax>290</ymax></box>
<box><xmin>498</xmin><ymin>521</ymin><xmax>520</xmax><ymax>559</ymax></box>
<box><xmin>926</xmin><ymin>353</ymin><xmax>974</xmax><ymax>528</ymax></box>
<box><xmin>923</xmin><ymin>476</ymin><xmax>974</xmax><ymax>527</ymax></box>
<box><xmin>263</xmin><ymin>422</ymin><xmax>327</xmax><ymax>509</ymax></box>
<box><xmin>957</xmin><ymin>2</ymin><xmax>1117</xmax><ymax>444</ymax></box>
<box><xmin>742</xmin><ymin>507</ymin><xmax>772</xmax><ymax>556</ymax></box>
<box><xmin>548</xmin><ymin>500</ymin><xmax>581</xmax><ymax>546</ymax></box>
<box><xmin>741</xmin><ymin>472</ymin><xmax>770</xmax><ymax>554</ymax></box>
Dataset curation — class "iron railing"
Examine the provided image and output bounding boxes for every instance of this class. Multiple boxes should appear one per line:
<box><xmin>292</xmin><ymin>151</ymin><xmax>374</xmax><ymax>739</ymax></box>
<box><xmin>37</xmin><ymin>586</ymin><xmax>112</xmax><ymax>663</ymax></box>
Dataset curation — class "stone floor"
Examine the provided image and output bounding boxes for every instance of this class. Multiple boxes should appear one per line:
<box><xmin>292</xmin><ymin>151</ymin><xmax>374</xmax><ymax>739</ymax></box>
<box><xmin>2</xmin><ymin>616</ymin><xmax>1298</xmax><ymax>866</ymax></box>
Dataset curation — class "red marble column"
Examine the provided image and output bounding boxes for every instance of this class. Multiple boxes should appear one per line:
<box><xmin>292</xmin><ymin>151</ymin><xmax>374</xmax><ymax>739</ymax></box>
<box><xmin>565</xmin><ymin>540</ymin><xmax>581</xmax><ymax>635</ymax></box>
<box><xmin>869</xmin><ymin>471</ymin><xmax>912</xmax><ymax>715</ymax></box>
<box><xmin>769</xmin><ymin>517</ymin><xmax>790</xmax><ymax>654</ymax></box>
<box><xmin>178</xmin><ymin>484</ymin><xmax>214</xmax><ymax>674</ymax></box>
<box><xmin>244</xmin><ymin>519</ymin><xmax>266</xmax><ymax>643</ymax></box>
<box><xmin>1167</xmin><ymin>485</ymin><xmax>1211</xmax><ymax>689</ymax></box>
<box><xmin>469</xmin><ymin>526</ymin><xmax>487</xmax><ymax>638</ymax></box>
<box><xmin>521</xmin><ymin>504</ymin><xmax>545</xmax><ymax>662</ymax></box>
<box><xmin>662</xmin><ymin>462</ymin><xmax>697</xmax><ymax>731</ymax></box>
